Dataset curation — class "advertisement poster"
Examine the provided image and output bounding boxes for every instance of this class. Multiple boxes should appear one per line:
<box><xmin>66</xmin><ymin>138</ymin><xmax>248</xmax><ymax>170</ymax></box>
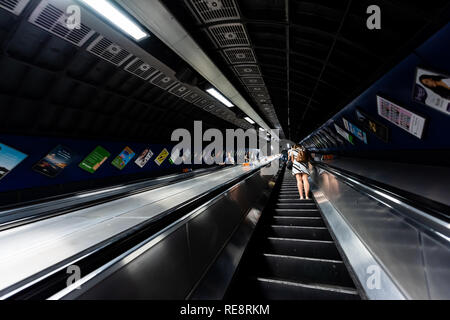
<box><xmin>376</xmin><ymin>96</ymin><xmax>426</xmax><ymax>139</ymax></box>
<box><xmin>135</xmin><ymin>148</ymin><xmax>153</xmax><ymax>168</ymax></box>
<box><xmin>112</xmin><ymin>146</ymin><xmax>135</xmax><ymax>170</ymax></box>
<box><xmin>413</xmin><ymin>67</ymin><xmax>450</xmax><ymax>115</ymax></box>
<box><xmin>334</xmin><ymin>124</ymin><xmax>354</xmax><ymax>145</ymax></box>
<box><xmin>0</xmin><ymin>143</ymin><xmax>27</xmax><ymax>182</ymax></box>
<box><xmin>343</xmin><ymin>118</ymin><xmax>368</xmax><ymax>144</ymax></box>
<box><xmin>33</xmin><ymin>145</ymin><xmax>73</xmax><ymax>178</ymax></box>
<box><xmin>79</xmin><ymin>146</ymin><xmax>110</xmax><ymax>173</ymax></box>
<box><xmin>154</xmin><ymin>148</ymin><xmax>170</xmax><ymax>166</ymax></box>
<box><xmin>355</xmin><ymin>108</ymin><xmax>389</xmax><ymax>142</ymax></box>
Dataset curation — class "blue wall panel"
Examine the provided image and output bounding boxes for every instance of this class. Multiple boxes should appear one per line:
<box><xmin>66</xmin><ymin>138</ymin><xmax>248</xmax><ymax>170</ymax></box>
<box><xmin>302</xmin><ymin>23</ymin><xmax>450</xmax><ymax>156</ymax></box>
<box><xmin>0</xmin><ymin>134</ymin><xmax>179</xmax><ymax>193</ymax></box>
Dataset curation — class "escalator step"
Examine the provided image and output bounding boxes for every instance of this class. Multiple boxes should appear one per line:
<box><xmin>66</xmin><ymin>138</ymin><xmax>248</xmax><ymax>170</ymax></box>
<box><xmin>264</xmin><ymin>238</ymin><xmax>341</xmax><ymax>260</ymax></box>
<box><xmin>273</xmin><ymin>209</ymin><xmax>321</xmax><ymax>217</ymax></box>
<box><xmin>267</xmin><ymin>225</ymin><xmax>332</xmax><ymax>241</ymax></box>
<box><xmin>277</xmin><ymin>198</ymin><xmax>315</xmax><ymax>203</ymax></box>
<box><xmin>253</xmin><ymin>278</ymin><xmax>359</xmax><ymax>300</ymax></box>
<box><xmin>273</xmin><ymin>216</ymin><xmax>325</xmax><ymax>227</ymax></box>
<box><xmin>276</xmin><ymin>203</ymin><xmax>317</xmax><ymax>209</ymax></box>
<box><xmin>258</xmin><ymin>254</ymin><xmax>355</xmax><ymax>288</ymax></box>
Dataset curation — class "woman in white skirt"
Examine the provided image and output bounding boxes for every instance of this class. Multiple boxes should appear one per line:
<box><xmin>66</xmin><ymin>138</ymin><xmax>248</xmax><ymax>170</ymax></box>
<box><xmin>290</xmin><ymin>145</ymin><xmax>311</xmax><ymax>200</ymax></box>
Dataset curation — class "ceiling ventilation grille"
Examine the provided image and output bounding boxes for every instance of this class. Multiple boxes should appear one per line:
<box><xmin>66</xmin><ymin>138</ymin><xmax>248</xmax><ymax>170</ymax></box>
<box><xmin>29</xmin><ymin>0</ymin><xmax>95</xmax><ymax>47</ymax></box>
<box><xmin>183</xmin><ymin>91</ymin><xmax>201</xmax><ymax>103</ymax></box>
<box><xmin>0</xmin><ymin>0</ymin><xmax>30</xmax><ymax>15</ymax></box>
<box><xmin>208</xmin><ymin>23</ymin><xmax>250</xmax><ymax>47</ymax></box>
<box><xmin>124</xmin><ymin>57</ymin><xmax>158</xmax><ymax>80</ymax></box>
<box><xmin>150</xmin><ymin>72</ymin><xmax>177</xmax><ymax>90</ymax></box>
<box><xmin>253</xmin><ymin>92</ymin><xmax>270</xmax><ymax>99</ymax></box>
<box><xmin>204</xmin><ymin>105</ymin><xmax>216</xmax><ymax>112</ymax></box>
<box><xmin>223</xmin><ymin>47</ymin><xmax>256</xmax><ymax>64</ymax></box>
<box><xmin>87</xmin><ymin>36</ymin><xmax>133</xmax><ymax>66</ymax></box>
<box><xmin>234</xmin><ymin>65</ymin><xmax>261</xmax><ymax>77</ymax></box>
<box><xmin>247</xmin><ymin>86</ymin><xmax>267</xmax><ymax>93</ymax></box>
<box><xmin>242</xmin><ymin>77</ymin><xmax>264</xmax><ymax>86</ymax></box>
<box><xmin>188</xmin><ymin>0</ymin><xmax>240</xmax><ymax>23</ymax></box>
<box><xmin>169</xmin><ymin>84</ymin><xmax>190</xmax><ymax>97</ymax></box>
<box><xmin>195</xmin><ymin>97</ymin><xmax>212</xmax><ymax>108</ymax></box>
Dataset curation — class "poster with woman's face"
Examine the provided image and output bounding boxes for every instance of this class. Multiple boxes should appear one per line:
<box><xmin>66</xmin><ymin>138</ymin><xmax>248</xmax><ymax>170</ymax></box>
<box><xmin>413</xmin><ymin>67</ymin><xmax>450</xmax><ymax>115</ymax></box>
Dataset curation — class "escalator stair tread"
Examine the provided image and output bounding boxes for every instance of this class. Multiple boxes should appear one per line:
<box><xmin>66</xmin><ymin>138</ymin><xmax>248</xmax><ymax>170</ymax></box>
<box><xmin>267</xmin><ymin>225</ymin><xmax>333</xmax><ymax>241</ymax></box>
<box><xmin>263</xmin><ymin>237</ymin><xmax>341</xmax><ymax>260</ymax></box>
<box><xmin>258</xmin><ymin>253</ymin><xmax>355</xmax><ymax>288</ymax></box>
<box><xmin>273</xmin><ymin>209</ymin><xmax>321</xmax><ymax>217</ymax></box>
<box><xmin>252</xmin><ymin>277</ymin><xmax>360</xmax><ymax>300</ymax></box>
<box><xmin>272</xmin><ymin>216</ymin><xmax>325</xmax><ymax>227</ymax></box>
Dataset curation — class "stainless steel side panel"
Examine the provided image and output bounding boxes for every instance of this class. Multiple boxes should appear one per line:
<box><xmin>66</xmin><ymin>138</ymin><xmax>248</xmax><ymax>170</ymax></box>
<box><xmin>311</xmin><ymin>167</ymin><xmax>450</xmax><ymax>299</ymax></box>
<box><xmin>57</xmin><ymin>168</ymin><xmax>277</xmax><ymax>299</ymax></box>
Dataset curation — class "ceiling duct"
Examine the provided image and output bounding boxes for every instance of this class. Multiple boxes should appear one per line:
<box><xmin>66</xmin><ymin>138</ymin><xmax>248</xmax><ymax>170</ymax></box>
<box><xmin>194</xmin><ymin>97</ymin><xmax>213</xmax><ymax>108</ymax></box>
<box><xmin>208</xmin><ymin>23</ymin><xmax>250</xmax><ymax>47</ymax></box>
<box><xmin>86</xmin><ymin>36</ymin><xmax>133</xmax><ymax>66</ymax></box>
<box><xmin>168</xmin><ymin>83</ymin><xmax>190</xmax><ymax>97</ymax></box>
<box><xmin>222</xmin><ymin>47</ymin><xmax>256</xmax><ymax>64</ymax></box>
<box><xmin>234</xmin><ymin>65</ymin><xmax>261</xmax><ymax>77</ymax></box>
<box><xmin>150</xmin><ymin>72</ymin><xmax>177</xmax><ymax>90</ymax></box>
<box><xmin>29</xmin><ymin>0</ymin><xmax>95</xmax><ymax>47</ymax></box>
<box><xmin>183</xmin><ymin>91</ymin><xmax>201</xmax><ymax>103</ymax></box>
<box><xmin>124</xmin><ymin>57</ymin><xmax>159</xmax><ymax>80</ymax></box>
<box><xmin>0</xmin><ymin>0</ymin><xmax>30</xmax><ymax>15</ymax></box>
<box><xmin>187</xmin><ymin>0</ymin><xmax>240</xmax><ymax>24</ymax></box>
<box><xmin>242</xmin><ymin>77</ymin><xmax>264</xmax><ymax>86</ymax></box>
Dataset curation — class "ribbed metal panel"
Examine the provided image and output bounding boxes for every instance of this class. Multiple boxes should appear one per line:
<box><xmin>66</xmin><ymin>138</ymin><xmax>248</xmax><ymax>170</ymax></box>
<box><xmin>29</xmin><ymin>0</ymin><xmax>95</xmax><ymax>47</ymax></box>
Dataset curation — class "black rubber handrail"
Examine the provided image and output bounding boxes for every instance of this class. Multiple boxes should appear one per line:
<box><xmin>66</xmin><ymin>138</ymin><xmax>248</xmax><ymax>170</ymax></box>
<box><xmin>315</xmin><ymin>161</ymin><xmax>450</xmax><ymax>223</ymax></box>
<box><xmin>0</xmin><ymin>165</ymin><xmax>227</xmax><ymax>231</ymax></box>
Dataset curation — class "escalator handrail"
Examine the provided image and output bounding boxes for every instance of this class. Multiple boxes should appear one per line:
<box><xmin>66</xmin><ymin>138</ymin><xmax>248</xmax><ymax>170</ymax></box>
<box><xmin>314</xmin><ymin>161</ymin><xmax>450</xmax><ymax>242</ymax></box>
<box><xmin>0</xmin><ymin>165</ymin><xmax>230</xmax><ymax>231</ymax></box>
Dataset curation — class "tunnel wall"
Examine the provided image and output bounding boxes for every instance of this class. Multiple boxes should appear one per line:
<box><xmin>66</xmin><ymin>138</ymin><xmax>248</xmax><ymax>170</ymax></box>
<box><xmin>302</xmin><ymin>22</ymin><xmax>450</xmax><ymax>166</ymax></box>
<box><xmin>0</xmin><ymin>133</ymin><xmax>189</xmax><ymax>205</ymax></box>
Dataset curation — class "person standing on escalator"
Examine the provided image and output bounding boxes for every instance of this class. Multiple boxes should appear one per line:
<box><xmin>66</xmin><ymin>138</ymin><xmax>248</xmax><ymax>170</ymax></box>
<box><xmin>290</xmin><ymin>145</ymin><xmax>311</xmax><ymax>200</ymax></box>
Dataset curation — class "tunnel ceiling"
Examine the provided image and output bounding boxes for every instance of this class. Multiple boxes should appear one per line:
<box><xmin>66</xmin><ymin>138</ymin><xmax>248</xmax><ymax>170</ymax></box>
<box><xmin>166</xmin><ymin>0</ymin><xmax>450</xmax><ymax>142</ymax></box>
<box><xmin>0</xmin><ymin>0</ymin><xmax>254</xmax><ymax>144</ymax></box>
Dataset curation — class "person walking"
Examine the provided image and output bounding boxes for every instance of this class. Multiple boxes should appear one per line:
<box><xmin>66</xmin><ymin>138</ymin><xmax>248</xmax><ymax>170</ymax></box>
<box><xmin>290</xmin><ymin>145</ymin><xmax>311</xmax><ymax>200</ymax></box>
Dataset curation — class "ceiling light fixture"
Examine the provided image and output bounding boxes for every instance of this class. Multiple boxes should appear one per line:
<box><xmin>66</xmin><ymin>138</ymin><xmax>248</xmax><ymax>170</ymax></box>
<box><xmin>244</xmin><ymin>117</ymin><xmax>255</xmax><ymax>124</ymax></box>
<box><xmin>79</xmin><ymin>0</ymin><xmax>148</xmax><ymax>41</ymax></box>
<box><xmin>206</xmin><ymin>87</ymin><xmax>234</xmax><ymax>107</ymax></box>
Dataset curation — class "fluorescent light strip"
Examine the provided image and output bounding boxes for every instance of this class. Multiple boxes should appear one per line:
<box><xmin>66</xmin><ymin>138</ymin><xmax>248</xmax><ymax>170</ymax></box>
<box><xmin>79</xmin><ymin>0</ymin><xmax>148</xmax><ymax>41</ymax></box>
<box><xmin>244</xmin><ymin>117</ymin><xmax>255</xmax><ymax>124</ymax></box>
<box><xmin>206</xmin><ymin>88</ymin><xmax>234</xmax><ymax>108</ymax></box>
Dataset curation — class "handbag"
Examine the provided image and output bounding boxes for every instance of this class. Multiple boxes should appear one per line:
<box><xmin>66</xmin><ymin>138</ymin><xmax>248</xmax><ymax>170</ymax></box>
<box><xmin>286</xmin><ymin>160</ymin><xmax>293</xmax><ymax>170</ymax></box>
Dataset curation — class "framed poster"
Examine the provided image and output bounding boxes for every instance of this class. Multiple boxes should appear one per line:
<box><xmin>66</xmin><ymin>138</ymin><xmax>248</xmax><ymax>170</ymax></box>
<box><xmin>376</xmin><ymin>95</ymin><xmax>426</xmax><ymax>139</ymax></box>
<box><xmin>33</xmin><ymin>145</ymin><xmax>73</xmax><ymax>178</ymax></box>
<box><xmin>135</xmin><ymin>148</ymin><xmax>153</xmax><ymax>168</ymax></box>
<box><xmin>79</xmin><ymin>146</ymin><xmax>110</xmax><ymax>173</ymax></box>
<box><xmin>154</xmin><ymin>148</ymin><xmax>170</xmax><ymax>166</ymax></box>
<box><xmin>0</xmin><ymin>143</ymin><xmax>27</xmax><ymax>182</ymax></box>
<box><xmin>413</xmin><ymin>67</ymin><xmax>450</xmax><ymax>115</ymax></box>
<box><xmin>334</xmin><ymin>124</ymin><xmax>354</xmax><ymax>145</ymax></box>
<box><xmin>112</xmin><ymin>146</ymin><xmax>135</xmax><ymax>170</ymax></box>
<box><xmin>343</xmin><ymin>118</ymin><xmax>368</xmax><ymax>144</ymax></box>
<box><xmin>355</xmin><ymin>108</ymin><xmax>389</xmax><ymax>142</ymax></box>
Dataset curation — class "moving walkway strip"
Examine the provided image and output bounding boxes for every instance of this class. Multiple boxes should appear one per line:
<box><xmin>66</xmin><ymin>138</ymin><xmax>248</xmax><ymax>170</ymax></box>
<box><xmin>0</xmin><ymin>164</ymin><xmax>270</xmax><ymax>300</ymax></box>
<box><xmin>0</xmin><ymin>166</ymin><xmax>224</xmax><ymax>231</ymax></box>
<box><xmin>226</xmin><ymin>169</ymin><xmax>360</xmax><ymax>300</ymax></box>
<box><xmin>315</xmin><ymin>162</ymin><xmax>450</xmax><ymax>241</ymax></box>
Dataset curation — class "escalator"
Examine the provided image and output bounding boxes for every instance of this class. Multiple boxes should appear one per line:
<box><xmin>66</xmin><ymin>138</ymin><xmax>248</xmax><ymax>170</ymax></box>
<box><xmin>226</xmin><ymin>169</ymin><xmax>360</xmax><ymax>300</ymax></box>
